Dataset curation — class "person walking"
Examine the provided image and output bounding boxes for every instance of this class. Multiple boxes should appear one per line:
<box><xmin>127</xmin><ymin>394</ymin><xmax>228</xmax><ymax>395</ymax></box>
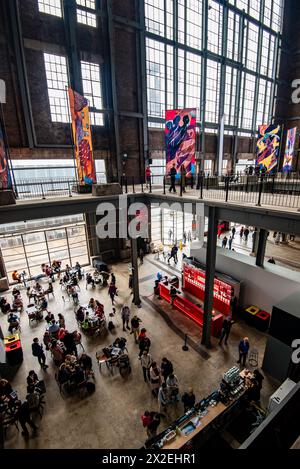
<box><xmin>222</xmin><ymin>236</ymin><xmax>228</xmax><ymax>248</ymax></box>
<box><xmin>169</xmin><ymin>163</ymin><xmax>177</xmax><ymax>193</ymax></box>
<box><xmin>182</xmin><ymin>388</ymin><xmax>196</xmax><ymax>413</ymax></box>
<box><xmin>180</xmin><ymin>164</ymin><xmax>187</xmax><ymax>193</ymax></box>
<box><xmin>244</xmin><ymin>228</ymin><xmax>250</xmax><ymax>242</ymax></box>
<box><xmin>31</xmin><ymin>338</ymin><xmax>48</xmax><ymax>370</ymax></box>
<box><xmin>149</xmin><ymin>362</ymin><xmax>161</xmax><ymax>397</ymax></box>
<box><xmin>16</xmin><ymin>400</ymin><xmax>38</xmax><ymax>438</ymax></box>
<box><xmin>228</xmin><ymin>236</ymin><xmax>233</xmax><ymax>250</ymax></box>
<box><xmin>219</xmin><ymin>317</ymin><xmax>234</xmax><ymax>345</ymax></box>
<box><xmin>129</xmin><ymin>273</ymin><xmax>133</xmax><ymax>294</ymax></box>
<box><xmin>237</xmin><ymin>337</ymin><xmax>250</xmax><ymax>367</ymax></box>
<box><xmin>183</xmin><ymin>231</ymin><xmax>187</xmax><ymax>245</ymax></box>
<box><xmin>130</xmin><ymin>314</ymin><xmax>142</xmax><ymax>342</ymax></box>
<box><xmin>121</xmin><ymin>305</ymin><xmax>131</xmax><ymax>331</ymax></box>
<box><xmin>231</xmin><ymin>226</ymin><xmax>236</xmax><ymax>238</ymax></box>
<box><xmin>110</xmin><ymin>273</ymin><xmax>116</xmax><ymax>285</ymax></box>
<box><xmin>141</xmin><ymin>349</ymin><xmax>152</xmax><ymax>383</ymax></box>
<box><xmin>161</xmin><ymin>357</ymin><xmax>174</xmax><ymax>383</ymax></box>
<box><xmin>168</xmin><ymin>228</ymin><xmax>173</xmax><ymax>243</ymax></box>
<box><xmin>168</xmin><ymin>245</ymin><xmax>178</xmax><ymax>264</ymax></box>
<box><xmin>108</xmin><ymin>282</ymin><xmax>117</xmax><ymax>305</ymax></box>
<box><xmin>239</xmin><ymin>226</ymin><xmax>244</xmax><ymax>239</ymax></box>
<box><xmin>138</xmin><ymin>328</ymin><xmax>151</xmax><ymax>357</ymax></box>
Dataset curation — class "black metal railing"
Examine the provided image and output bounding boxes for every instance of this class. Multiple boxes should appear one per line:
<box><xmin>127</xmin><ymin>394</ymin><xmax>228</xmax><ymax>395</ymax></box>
<box><xmin>1</xmin><ymin>171</ymin><xmax>300</xmax><ymax>210</ymax></box>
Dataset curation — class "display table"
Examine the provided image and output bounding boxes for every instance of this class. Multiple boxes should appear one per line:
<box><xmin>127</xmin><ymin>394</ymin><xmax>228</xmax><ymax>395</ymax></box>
<box><xmin>158</xmin><ymin>282</ymin><xmax>223</xmax><ymax>337</ymax></box>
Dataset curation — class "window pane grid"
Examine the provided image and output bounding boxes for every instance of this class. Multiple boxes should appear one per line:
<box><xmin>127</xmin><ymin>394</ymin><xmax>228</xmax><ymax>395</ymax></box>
<box><xmin>206</xmin><ymin>60</ymin><xmax>220</xmax><ymax>124</ymax></box>
<box><xmin>77</xmin><ymin>9</ymin><xmax>97</xmax><ymax>27</ymax></box>
<box><xmin>207</xmin><ymin>1</ymin><xmax>223</xmax><ymax>55</ymax></box>
<box><xmin>38</xmin><ymin>0</ymin><xmax>62</xmax><ymax>17</ymax></box>
<box><xmin>146</xmin><ymin>38</ymin><xmax>166</xmax><ymax>119</ymax></box>
<box><xmin>44</xmin><ymin>53</ymin><xmax>70</xmax><ymax>123</ymax></box>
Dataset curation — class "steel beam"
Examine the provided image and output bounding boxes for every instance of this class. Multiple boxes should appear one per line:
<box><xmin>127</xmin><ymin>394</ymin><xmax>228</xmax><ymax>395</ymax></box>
<box><xmin>63</xmin><ymin>0</ymin><xmax>82</xmax><ymax>93</ymax></box>
<box><xmin>201</xmin><ymin>205</ymin><xmax>218</xmax><ymax>348</ymax></box>
<box><xmin>131</xmin><ymin>236</ymin><xmax>141</xmax><ymax>306</ymax></box>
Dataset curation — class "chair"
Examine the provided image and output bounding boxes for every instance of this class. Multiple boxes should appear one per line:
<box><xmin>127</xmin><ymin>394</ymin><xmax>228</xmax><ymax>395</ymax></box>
<box><xmin>96</xmin><ymin>352</ymin><xmax>110</xmax><ymax>372</ymax></box>
<box><xmin>62</xmin><ymin>295</ymin><xmax>71</xmax><ymax>308</ymax></box>
<box><xmin>249</xmin><ymin>348</ymin><xmax>259</xmax><ymax>367</ymax></box>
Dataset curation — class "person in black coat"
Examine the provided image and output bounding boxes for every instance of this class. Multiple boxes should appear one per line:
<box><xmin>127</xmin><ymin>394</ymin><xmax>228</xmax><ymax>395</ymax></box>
<box><xmin>62</xmin><ymin>332</ymin><xmax>78</xmax><ymax>357</ymax></box>
<box><xmin>182</xmin><ymin>388</ymin><xmax>196</xmax><ymax>412</ymax></box>
<box><xmin>16</xmin><ymin>400</ymin><xmax>38</xmax><ymax>438</ymax></box>
<box><xmin>169</xmin><ymin>164</ymin><xmax>177</xmax><ymax>193</ymax></box>
<box><xmin>218</xmin><ymin>317</ymin><xmax>234</xmax><ymax>345</ymax></box>
<box><xmin>160</xmin><ymin>358</ymin><xmax>173</xmax><ymax>382</ymax></box>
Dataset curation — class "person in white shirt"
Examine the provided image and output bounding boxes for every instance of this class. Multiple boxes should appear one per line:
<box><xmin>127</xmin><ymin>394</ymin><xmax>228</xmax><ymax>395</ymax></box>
<box><xmin>140</xmin><ymin>350</ymin><xmax>152</xmax><ymax>383</ymax></box>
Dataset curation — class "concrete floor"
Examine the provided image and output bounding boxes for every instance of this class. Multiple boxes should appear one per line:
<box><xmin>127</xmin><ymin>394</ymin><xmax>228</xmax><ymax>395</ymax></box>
<box><xmin>0</xmin><ymin>258</ymin><xmax>279</xmax><ymax>449</ymax></box>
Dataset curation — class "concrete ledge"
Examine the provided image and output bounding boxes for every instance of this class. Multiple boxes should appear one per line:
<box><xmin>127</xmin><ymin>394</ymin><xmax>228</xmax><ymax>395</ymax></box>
<box><xmin>0</xmin><ymin>190</ymin><xmax>16</xmax><ymax>206</ymax></box>
<box><xmin>92</xmin><ymin>183</ymin><xmax>122</xmax><ymax>196</ymax></box>
<box><xmin>0</xmin><ymin>277</ymin><xmax>9</xmax><ymax>292</ymax></box>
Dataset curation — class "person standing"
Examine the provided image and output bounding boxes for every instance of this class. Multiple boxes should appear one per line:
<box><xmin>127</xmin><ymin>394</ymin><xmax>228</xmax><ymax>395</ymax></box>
<box><xmin>128</xmin><ymin>273</ymin><xmax>133</xmax><ymax>293</ymax></box>
<box><xmin>158</xmin><ymin>382</ymin><xmax>169</xmax><ymax>414</ymax></box>
<box><xmin>169</xmin><ymin>164</ymin><xmax>177</xmax><ymax>193</ymax></box>
<box><xmin>139</xmin><ymin>248</ymin><xmax>144</xmax><ymax>265</ymax></box>
<box><xmin>222</xmin><ymin>236</ymin><xmax>228</xmax><ymax>248</ymax></box>
<box><xmin>149</xmin><ymin>362</ymin><xmax>161</xmax><ymax>397</ymax></box>
<box><xmin>228</xmin><ymin>236</ymin><xmax>233</xmax><ymax>250</ymax></box>
<box><xmin>239</xmin><ymin>226</ymin><xmax>244</xmax><ymax>239</ymax></box>
<box><xmin>182</xmin><ymin>388</ymin><xmax>196</xmax><ymax>413</ymax></box>
<box><xmin>168</xmin><ymin>228</ymin><xmax>173</xmax><ymax>243</ymax></box>
<box><xmin>237</xmin><ymin>337</ymin><xmax>250</xmax><ymax>367</ymax></box>
<box><xmin>31</xmin><ymin>338</ymin><xmax>48</xmax><ymax>370</ymax></box>
<box><xmin>231</xmin><ymin>226</ymin><xmax>236</xmax><ymax>238</ymax></box>
<box><xmin>180</xmin><ymin>164</ymin><xmax>187</xmax><ymax>193</ymax></box>
<box><xmin>108</xmin><ymin>282</ymin><xmax>117</xmax><ymax>305</ymax></box>
<box><xmin>166</xmin><ymin>373</ymin><xmax>179</xmax><ymax>401</ymax></box>
<box><xmin>161</xmin><ymin>357</ymin><xmax>174</xmax><ymax>382</ymax></box>
<box><xmin>183</xmin><ymin>231</ymin><xmax>187</xmax><ymax>245</ymax></box>
<box><xmin>141</xmin><ymin>349</ymin><xmax>152</xmax><ymax>383</ymax></box>
<box><xmin>168</xmin><ymin>245</ymin><xmax>178</xmax><ymax>264</ymax></box>
<box><xmin>145</xmin><ymin>165</ymin><xmax>151</xmax><ymax>189</ymax></box>
<box><xmin>219</xmin><ymin>317</ymin><xmax>234</xmax><ymax>345</ymax></box>
<box><xmin>131</xmin><ymin>315</ymin><xmax>142</xmax><ymax>343</ymax></box>
<box><xmin>121</xmin><ymin>305</ymin><xmax>131</xmax><ymax>331</ymax></box>
<box><xmin>187</xmin><ymin>230</ymin><xmax>192</xmax><ymax>242</ymax></box>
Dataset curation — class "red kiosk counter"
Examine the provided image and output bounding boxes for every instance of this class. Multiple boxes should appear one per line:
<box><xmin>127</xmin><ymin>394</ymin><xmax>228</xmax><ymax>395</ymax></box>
<box><xmin>158</xmin><ymin>282</ymin><xmax>223</xmax><ymax>337</ymax></box>
<box><xmin>182</xmin><ymin>258</ymin><xmax>241</xmax><ymax>316</ymax></box>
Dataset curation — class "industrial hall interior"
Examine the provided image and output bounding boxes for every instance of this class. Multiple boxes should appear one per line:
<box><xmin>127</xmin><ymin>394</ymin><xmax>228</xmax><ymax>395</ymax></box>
<box><xmin>1</xmin><ymin>0</ymin><xmax>300</xmax><ymax>452</ymax></box>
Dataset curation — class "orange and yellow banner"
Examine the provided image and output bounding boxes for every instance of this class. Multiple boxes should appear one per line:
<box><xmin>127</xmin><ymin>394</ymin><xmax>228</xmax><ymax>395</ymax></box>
<box><xmin>68</xmin><ymin>87</ymin><xmax>96</xmax><ymax>185</ymax></box>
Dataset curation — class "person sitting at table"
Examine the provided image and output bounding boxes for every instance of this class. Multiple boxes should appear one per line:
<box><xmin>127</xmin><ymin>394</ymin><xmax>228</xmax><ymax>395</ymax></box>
<box><xmin>0</xmin><ymin>379</ymin><xmax>13</xmax><ymax>402</ymax></box>
<box><xmin>48</xmin><ymin>319</ymin><xmax>60</xmax><ymax>336</ymax></box>
<box><xmin>26</xmin><ymin>370</ymin><xmax>39</xmax><ymax>390</ymax></box>
<box><xmin>45</xmin><ymin>311</ymin><xmax>55</xmax><ymax>324</ymax></box>
<box><xmin>45</xmin><ymin>282</ymin><xmax>54</xmax><ymax>295</ymax></box>
<box><xmin>52</xmin><ymin>260</ymin><xmax>62</xmax><ymax>277</ymax></box>
<box><xmin>62</xmin><ymin>331</ymin><xmax>78</xmax><ymax>356</ymax></box>
<box><xmin>170</xmin><ymin>285</ymin><xmax>177</xmax><ymax>306</ymax></box>
<box><xmin>58</xmin><ymin>313</ymin><xmax>65</xmax><ymax>329</ymax></box>
<box><xmin>0</xmin><ymin>297</ymin><xmax>11</xmax><ymax>314</ymax></box>
<box><xmin>66</xmin><ymin>264</ymin><xmax>71</xmax><ymax>274</ymax></box>
<box><xmin>39</xmin><ymin>297</ymin><xmax>48</xmax><ymax>313</ymax></box>
<box><xmin>35</xmin><ymin>282</ymin><xmax>42</xmax><ymax>292</ymax></box>
<box><xmin>50</xmin><ymin>339</ymin><xmax>66</xmax><ymax>365</ymax></box>
<box><xmin>162</xmin><ymin>276</ymin><xmax>169</xmax><ymax>285</ymax></box>
<box><xmin>26</xmin><ymin>287</ymin><xmax>35</xmax><ymax>302</ymax></box>
<box><xmin>95</xmin><ymin>301</ymin><xmax>105</xmax><ymax>319</ymax></box>
<box><xmin>73</xmin><ymin>364</ymin><xmax>85</xmax><ymax>385</ymax></box>
<box><xmin>7</xmin><ymin>312</ymin><xmax>19</xmax><ymax>333</ymax></box>
<box><xmin>12</xmin><ymin>287</ymin><xmax>21</xmax><ymax>297</ymax></box>
<box><xmin>75</xmin><ymin>261</ymin><xmax>81</xmax><ymax>273</ymax></box>
<box><xmin>12</xmin><ymin>294</ymin><xmax>23</xmax><ymax>312</ymax></box>
<box><xmin>78</xmin><ymin>353</ymin><xmax>93</xmax><ymax>377</ymax></box>
<box><xmin>58</xmin><ymin>363</ymin><xmax>72</xmax><ymax>385</ymax></box>
<box><xmin>57</xmin><ymin>328</ymin><xmax>67</xmax><ymax>341</ymax></box>
<box><xmin>81</xmin><ymin>312</ymin><xmax>90</xmax><ymax>331</ymax></box>
<box><xmin>76</xmin><ymin>307</ymin><xmax>85</xmax><ymax>324</ymax></box>
<box><xmin>86</xmin><ymin>273</ymin><xmax>95</xmax><ymax>288</ymax></box>
<box><xmin>88</xmin><ymin>298</ymin><xmax>97</xmax><ymax>310</ymax></box>
<box><xmin>12</xmin><ymin>270</ymin><xmax>21</xmax><ymax>283</ymax></box>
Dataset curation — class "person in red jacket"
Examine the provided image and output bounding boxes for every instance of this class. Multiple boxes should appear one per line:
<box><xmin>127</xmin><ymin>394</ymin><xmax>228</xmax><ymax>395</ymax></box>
<box><xmin>145</xmin><ymin>166</ymin><xmax>151</xmax><ymax>189</ymax></box>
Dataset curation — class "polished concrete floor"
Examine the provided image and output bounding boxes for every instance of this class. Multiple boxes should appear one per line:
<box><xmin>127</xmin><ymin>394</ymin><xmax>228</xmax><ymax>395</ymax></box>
<box><xmin>0</xmin><ymin>257</ymin><xmax>279</xmax><ymax>449</ymax></box>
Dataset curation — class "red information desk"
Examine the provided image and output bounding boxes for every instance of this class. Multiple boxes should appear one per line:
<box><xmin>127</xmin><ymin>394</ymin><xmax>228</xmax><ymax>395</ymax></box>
<box><xmin>159</xmin><ymin>282</ymin><xmax>223</xmax><ymax>337</ymax></box>
<box><xmin>182</xmin><ymin>261</ymin><xmax>240</xmax><ymax>316</ymax></box>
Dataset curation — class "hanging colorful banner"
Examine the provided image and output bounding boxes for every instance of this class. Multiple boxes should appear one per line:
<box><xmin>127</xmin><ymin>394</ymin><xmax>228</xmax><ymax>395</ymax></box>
<box><xmin>68</xmin><ymin>87</ymin><xmax>96</xmax><ymax>185</ymax></box>
<box><xmin>0</xmin><ymin>122</ymin><xmax>12</xmax><ymax>189</ymax></box>
<box><xmin>256</xmin><ymin>124</ymin><xmax>281</xmax><ymax>173</ymax></box>
<box><xmin>165</xmin><ymin>108</ymin><xmax>196</xmax><ymax>177</ymax></box>
<box><xmin>282</xmin><ymin>127</ymin><xmax>297</xmax><ymax>173</ymax></box>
